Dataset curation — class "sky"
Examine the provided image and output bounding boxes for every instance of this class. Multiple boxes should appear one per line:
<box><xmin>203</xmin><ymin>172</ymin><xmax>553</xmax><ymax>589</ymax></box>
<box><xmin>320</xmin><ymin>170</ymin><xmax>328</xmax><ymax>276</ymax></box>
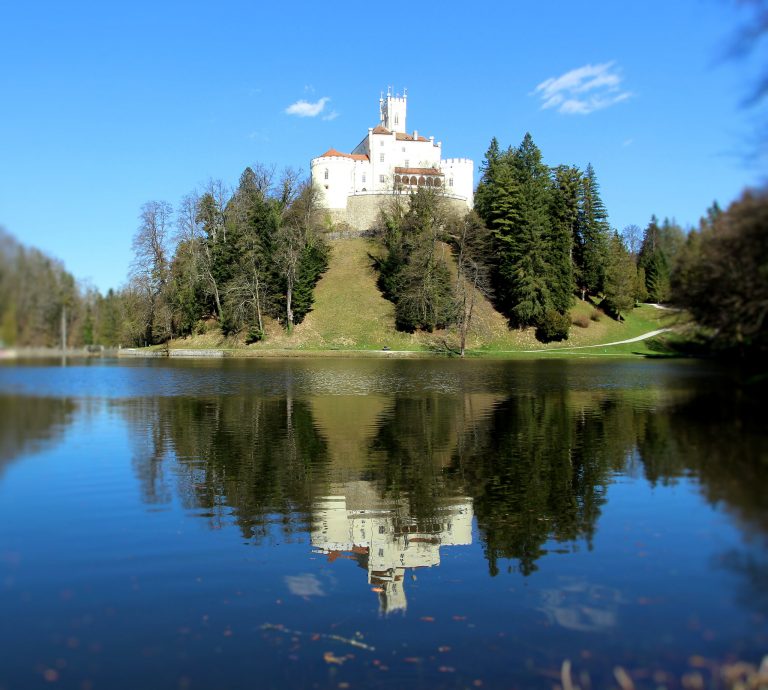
<box><xmin>0</xmin><ymin>0</ymin><xmax>764</xmax><ymax>293</ymax></box>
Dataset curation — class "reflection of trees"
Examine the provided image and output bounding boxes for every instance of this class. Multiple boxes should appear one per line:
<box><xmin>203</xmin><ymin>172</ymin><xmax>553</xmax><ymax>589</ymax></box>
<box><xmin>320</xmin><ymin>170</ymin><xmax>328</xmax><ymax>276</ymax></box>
<box><xmin>367</xmin><ymin>395</ymin><xmax>469</xmax><ymax>525</ymax></box>
<box><xmin>119</xmin><ymin>376</ymin><xmax>768</xmax><ymax>591</ymax></box>
<box><xmin>451</xmin><ymin>392</ymin><xmax>636</xmax><ymax>576</ymax></box>
<box><xmin>121</xmin><ymin>396</ymin><xmax>330</xmax><ymax>541</ymax></box>
<box><xmin>0</xmin><ymin>395</ymin><xmax>76</xmax><ymax>474</ymax></box>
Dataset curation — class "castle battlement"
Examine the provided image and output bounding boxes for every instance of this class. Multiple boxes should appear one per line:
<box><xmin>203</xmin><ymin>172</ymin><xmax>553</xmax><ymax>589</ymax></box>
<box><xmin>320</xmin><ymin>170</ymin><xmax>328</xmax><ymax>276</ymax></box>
<box><xmin>311</xmin><ymin>90</ymin><xmax>474</xmax><ymax>231</ymax></box>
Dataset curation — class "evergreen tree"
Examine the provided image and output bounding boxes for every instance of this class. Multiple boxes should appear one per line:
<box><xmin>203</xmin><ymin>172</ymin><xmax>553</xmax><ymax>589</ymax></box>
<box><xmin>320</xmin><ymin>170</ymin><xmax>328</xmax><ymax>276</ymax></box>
<box><xmin>638</xmin><ymin>216</ymin><xmax>671</xmax><ymax>302</ymax></box>
<box><xmin>377</xmin><ymin>188</ymin><xmax>455</xmax><ymax>332</ymax></box>
<box><xmin>603</xmin><ymin>231</ymin><xmax>637</xmax><ymax>319</ymax></box>
<box><xmin>575</xmin><ymin>163</ymin><xmax>610</xmax><ymax>298</ymax></box>
<box><xmin>548</xmin><ymin>165</ymin><xmax>579</xmax><ymax>313</ymax></box>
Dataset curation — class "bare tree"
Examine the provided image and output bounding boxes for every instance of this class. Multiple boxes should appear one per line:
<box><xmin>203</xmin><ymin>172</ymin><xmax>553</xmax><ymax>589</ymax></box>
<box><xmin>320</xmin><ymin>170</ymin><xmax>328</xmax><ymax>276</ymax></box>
<box><xmin>130</xmin><ymin>200</ymin><xmax>172</xmax><ymax>344</ymax></box>
<box><xmin>449</xmin><ymin>211</ymin><xmax>492</xmax><ymax>357</ymax></box>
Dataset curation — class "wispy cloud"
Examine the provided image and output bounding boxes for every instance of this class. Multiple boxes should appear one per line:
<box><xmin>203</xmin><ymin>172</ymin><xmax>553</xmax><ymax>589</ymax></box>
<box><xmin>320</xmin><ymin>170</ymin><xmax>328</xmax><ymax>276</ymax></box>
<box><xmin>322</xmin><ymin>110</ymin><xmax>339</xmax><ymax>121</ymax></box>
<box><xmin>534</xmin><ymin>62</ymin><xmax>632</xmax><ymax>115</ymax></box>
<box><xmin>285</xmin><ymin>96</ymin><xmax>331</xmax><ymax>117</ymax></box>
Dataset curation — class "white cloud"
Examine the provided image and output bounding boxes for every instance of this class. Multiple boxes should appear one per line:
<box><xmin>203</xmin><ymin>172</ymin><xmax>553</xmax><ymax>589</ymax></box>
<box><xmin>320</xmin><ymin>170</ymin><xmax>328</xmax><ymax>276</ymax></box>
<box><xmin>285</xmin><ymin>96</ymin><xmax>330</xmax><ymax>117</ymax></box>
<box><xmin>534</xmin><ymin>62</ymin><xmax>632</xmax><ymax>115</ymax></box>
<box><xmin>322</xmin><ymin>110</ymin><xmax>339</xmax><ymax>121</ymax></box>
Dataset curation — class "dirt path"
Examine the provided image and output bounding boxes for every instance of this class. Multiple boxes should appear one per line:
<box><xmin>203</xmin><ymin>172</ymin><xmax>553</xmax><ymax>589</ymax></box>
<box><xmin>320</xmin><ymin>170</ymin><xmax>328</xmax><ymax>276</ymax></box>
<box><xmin>521</xmin><ymin>328</ymin><xmax>671</xmax><ymax>353</ymax></box>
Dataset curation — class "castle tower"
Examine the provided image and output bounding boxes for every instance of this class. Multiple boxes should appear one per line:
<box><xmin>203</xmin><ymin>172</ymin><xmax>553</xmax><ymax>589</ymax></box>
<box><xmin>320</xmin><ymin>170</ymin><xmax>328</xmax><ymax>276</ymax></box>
<box><xmin>379</xmin><ymin>88</ymin><xmax>406</xmax><ymax>133</ymax></box>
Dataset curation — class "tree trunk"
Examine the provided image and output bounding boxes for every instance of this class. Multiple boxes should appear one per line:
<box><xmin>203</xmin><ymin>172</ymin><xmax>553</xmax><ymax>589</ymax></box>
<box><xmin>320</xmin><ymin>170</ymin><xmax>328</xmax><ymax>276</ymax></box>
<box><xmin>286</xmin><ymin>284</ymin><xmax>294</xmax><ymax>330</ymax></box>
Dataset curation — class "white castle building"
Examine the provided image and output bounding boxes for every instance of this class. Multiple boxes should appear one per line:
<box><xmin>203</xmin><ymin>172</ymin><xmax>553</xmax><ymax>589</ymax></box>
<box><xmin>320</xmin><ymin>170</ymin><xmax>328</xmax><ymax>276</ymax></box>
<box><xmin>310</xmin><ymin>89</ymin><xmax>474</xmax><ymax>231</ymax></box>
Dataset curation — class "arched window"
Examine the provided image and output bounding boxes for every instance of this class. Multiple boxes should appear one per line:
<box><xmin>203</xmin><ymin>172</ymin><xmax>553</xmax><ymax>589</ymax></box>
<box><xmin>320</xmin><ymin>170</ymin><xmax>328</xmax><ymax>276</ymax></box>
<box><xmin>394</xmin><ymin>175</ymin><xmax>401</xmax><ymax>184</ymax></box>
<box><xmin>324</xmin><ymin>169</ymin><xmax>329</xmax><ymax>180</ymax></box>
<box><xmin>426</xmin><ymin>177</ymin><xmax>433</xmax><ymax>187</ymax></box>
<box><xmin>395</xmin><ymin>114</ymin><xmax>399</xmax><ymax>125</ymax></box>
<box><xmin>418</xmin><ymin>176</ymin><xmax>425</xmax><ymax>186</ymax></box>
<box><xmin>434</xmin><ymin>178</ymin><xmax>441</xmax><ymax>187</ymax></box>
<box><xmin>410</xmin><ymin>176</ymin><xmax>417</xmax><ymax>186</ymax></box>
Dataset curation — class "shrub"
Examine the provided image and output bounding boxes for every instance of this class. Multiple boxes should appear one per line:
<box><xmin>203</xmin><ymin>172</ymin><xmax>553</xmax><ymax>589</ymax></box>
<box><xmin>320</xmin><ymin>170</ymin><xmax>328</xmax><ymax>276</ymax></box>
<box><xmin>590</xmin><ymin>309</ymin><xmax>603</xmax><ymax>322</ymax></box>
<box><xmin>245</xmin><ymin>326</ymin><xmax>264</xmax><ymax>344</ymax></box>
<box><xmin>572</xmin><ymin>314</ymin><xmax>590</xmax><ymax>328</ymax></box>
<box><xmin>536</xmin><ymin>310</ymin><xmax>570</xmax><ymax>343</ymax></box>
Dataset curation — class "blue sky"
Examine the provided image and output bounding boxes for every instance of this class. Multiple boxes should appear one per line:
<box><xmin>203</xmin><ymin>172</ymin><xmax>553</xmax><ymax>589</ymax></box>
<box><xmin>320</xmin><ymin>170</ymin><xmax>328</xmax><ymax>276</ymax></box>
<box><xmin>0</xmin><ymin>0</ymin><xmax>763</xmax><ymax>293</ymax></box>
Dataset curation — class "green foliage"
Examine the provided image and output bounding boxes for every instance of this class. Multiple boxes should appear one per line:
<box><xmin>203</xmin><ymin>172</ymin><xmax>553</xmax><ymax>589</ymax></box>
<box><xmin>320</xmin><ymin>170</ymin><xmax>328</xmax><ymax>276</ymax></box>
<box><xmin>535</xmin><ymin>309</ymin><xmax>571</xmax><ymax>342</ymax></box>
<box><xmin>602</xmin><ymin>231</ymin><xmax>638</xmax><ymax>319</ymax></box>
<box><xmin>638</xmin><ymin>216</ymin><xmax>671</xmax><ymax>302</ymax></box>
<box><xmin>376</xmin><ymin>188</ymin><xmax>457</xmax><ymax>332</ymax></box>
<box><xmin>575</xmin><ymin>163</ymin><xmax>610</xmax><ymax>297</ymax></box>
<box><xmin>673</xmin><ymin>187</ymin><xmax>768</xmax><ymax>357</ymax></box>
<box><xmin>548</xmin><ymin>165</ymin><xmax>579</xmax><ymax>313</ymax></box>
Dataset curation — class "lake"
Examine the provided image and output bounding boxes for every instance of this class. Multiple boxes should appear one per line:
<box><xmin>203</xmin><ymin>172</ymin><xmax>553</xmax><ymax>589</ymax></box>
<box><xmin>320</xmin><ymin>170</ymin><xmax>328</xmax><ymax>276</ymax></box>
<box><xmin>0</xmin><ymin>358</ymin><xmax>766</xmax><ymax>689</ymax></box>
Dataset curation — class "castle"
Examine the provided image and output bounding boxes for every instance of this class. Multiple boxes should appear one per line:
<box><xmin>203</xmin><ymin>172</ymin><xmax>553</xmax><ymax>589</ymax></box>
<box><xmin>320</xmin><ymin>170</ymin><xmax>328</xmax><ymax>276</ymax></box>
<box><xmin>310</xmin><ymin>89</ymin><xmax>474</xmax><ymax>231</ymax></box>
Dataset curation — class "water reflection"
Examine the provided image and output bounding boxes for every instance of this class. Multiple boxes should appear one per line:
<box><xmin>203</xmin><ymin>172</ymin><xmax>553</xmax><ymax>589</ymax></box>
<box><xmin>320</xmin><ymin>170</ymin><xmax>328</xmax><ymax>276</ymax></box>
<box><xmin>0</xmin><ymin>395</ymin><xmax>76</xmax><ymax>474</ymax></box>
<box><xmin>1</xmin><ymin>361</ymin><xmax>767</xmax><ymax>688</ymax></box>
<box><xmin>312</xmin><ymin>483</ymin><xmax>472</xmax><ymax>614</ymax></box>
<box><xmin>113</xmin><ymin>374</ymin><xmax>768</xmax><ymax>590</ymax></box>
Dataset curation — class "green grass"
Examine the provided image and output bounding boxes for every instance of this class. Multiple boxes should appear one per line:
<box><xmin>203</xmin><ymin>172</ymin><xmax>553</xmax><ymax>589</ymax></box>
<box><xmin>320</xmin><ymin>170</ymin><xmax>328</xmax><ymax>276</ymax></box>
<box><xmin>166</xmin><ymin>238</ymin><xmax>677</xmax><ymax>358</ymax></box>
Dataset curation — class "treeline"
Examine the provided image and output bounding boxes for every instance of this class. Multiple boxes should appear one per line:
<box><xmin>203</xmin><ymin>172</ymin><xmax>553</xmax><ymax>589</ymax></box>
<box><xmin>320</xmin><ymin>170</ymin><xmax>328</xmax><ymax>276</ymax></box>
<box><xmin>0</xmin><ymin>166</ymin><xmax>329</xmax><ymax>349</ymax></box>
<box><xmin>0</xmin><ymin>228</ymin><xmax>90</xmax><ymax>348</ymax></box>
<box><xmin>377</xmin><ymin>133</ymin><xmax>647</xmax><ymax>346</ymax></box>
<box><xmin>475</xmin><ymin>133</ymin><xmax>652</xmax><ymax>336</ymax></box>
<box><xmin>673</xmin><ymin>188</ymin><xmax>768</xmax><ymax>357</ymax></box>
<box><xmin>123</xmin><ymin>166</ymin><xmax>329</xmax><ymax>346</ymax></box>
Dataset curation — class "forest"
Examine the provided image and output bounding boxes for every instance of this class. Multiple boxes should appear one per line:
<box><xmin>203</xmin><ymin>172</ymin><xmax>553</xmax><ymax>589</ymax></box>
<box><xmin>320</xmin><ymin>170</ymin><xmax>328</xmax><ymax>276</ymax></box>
<box><xmin>1</xmin><ymin>133</ymin><xmax>765</xmax><ymax>358</ymax></box>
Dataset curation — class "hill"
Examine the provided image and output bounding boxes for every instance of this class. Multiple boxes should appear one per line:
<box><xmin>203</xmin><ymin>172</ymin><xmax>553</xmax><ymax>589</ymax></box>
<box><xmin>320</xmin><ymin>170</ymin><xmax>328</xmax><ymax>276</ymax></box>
<box><xmin>166</xmin><ymin>238</ymin><xmax>674</xmax><ymax>356</ymax></box>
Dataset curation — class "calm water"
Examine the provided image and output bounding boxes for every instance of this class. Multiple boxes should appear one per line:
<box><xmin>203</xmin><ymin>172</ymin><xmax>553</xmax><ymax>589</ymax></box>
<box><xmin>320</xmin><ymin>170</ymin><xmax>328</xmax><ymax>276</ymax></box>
<box><xmin>0</xmin><ymin>358</ymin><xmax>766</xmax><ymax>690</ymax></box>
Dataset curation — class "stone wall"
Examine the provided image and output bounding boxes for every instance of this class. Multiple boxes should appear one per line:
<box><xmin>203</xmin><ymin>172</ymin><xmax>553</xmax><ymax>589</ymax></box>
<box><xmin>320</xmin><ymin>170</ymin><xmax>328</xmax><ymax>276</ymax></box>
<box><xmin>322</xmin><ymin>193</ymin><xmax>470</xmax><ymax>234</ymax></box>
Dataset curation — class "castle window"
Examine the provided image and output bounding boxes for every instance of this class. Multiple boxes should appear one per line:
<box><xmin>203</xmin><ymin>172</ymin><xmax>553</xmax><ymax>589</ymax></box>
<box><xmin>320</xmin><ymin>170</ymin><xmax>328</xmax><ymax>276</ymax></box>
<box><xmin>380</xmin><ymin>140</ymin><xmax>384</xmax><ymax>146</ymax></box>
<box><xmin>395</xmin><ymin>114</ymin><xmax>399</xmax><ymax>125</ymax></box>
<box><xmin>324</xmin><ymin>169</ymin><xmax>328</xmax><ymax>180</ymax></box>
<box><xmin>404</xmin><ymin>160</ymin><xmax>409</xmax><ymax>168</ymax></box>
<box><xmin>449</xmin><ymin>178</ymin><xmax>454</xmax><ymax>187</ymax></box>
<box><xmin>379</xmin><ymin>153</ymin><xmax>385</xmax><ymax>163</ymax></box>
<box><xmin>379</xmin><ymin>175</ymin><xmax>385</xmax><ymax>183</ymax></box>
<box><xmin>362</xmin><ymin>173</ymin><xmax>366</xmax><ymax>184</ymax></box>
<box><xmin>402</xmin><ymin>147</ymin><xmax>405</xmax><ymax>152</ymax></box>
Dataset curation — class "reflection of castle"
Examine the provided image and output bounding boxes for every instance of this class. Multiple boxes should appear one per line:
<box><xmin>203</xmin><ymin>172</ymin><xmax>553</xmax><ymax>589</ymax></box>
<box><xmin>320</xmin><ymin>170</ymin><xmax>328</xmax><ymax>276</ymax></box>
<box><xmin>311</xmin><ymin>481</ymin><xmax>473</xmax><ymax>614</ymax></box>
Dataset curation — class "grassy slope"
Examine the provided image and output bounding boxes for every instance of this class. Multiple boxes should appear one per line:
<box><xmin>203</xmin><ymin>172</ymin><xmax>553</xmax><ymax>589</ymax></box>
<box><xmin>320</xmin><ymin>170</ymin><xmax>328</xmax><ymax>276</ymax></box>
<box><xmin>168</xmin><ymin>238</ymin><xmax>674</xmax><ymax>356</ymax></box>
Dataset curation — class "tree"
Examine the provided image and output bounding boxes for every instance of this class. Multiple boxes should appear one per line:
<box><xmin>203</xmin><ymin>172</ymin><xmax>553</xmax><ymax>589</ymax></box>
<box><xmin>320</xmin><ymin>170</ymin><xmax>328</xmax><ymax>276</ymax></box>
<box><xmin>603</xmin><ymin>231</ymin><xmax>638</xmax><ymax>319</ymax></box>
<box><xmin>130</xmin><ymin>200</ymin><xmax>173</xmax><ymax>344</ymax></box>
<box><xmin>673</xmin><ymin>187</ymin><xmax>768</xmax><ymax>357</ymax></box>
<box><xmin>575</xmin><ymin>163</ymin><xmax>610</xmax><ymax>299</ymax></box>
<box><xmin>548</xmin><ymin>165</ymin><xmax>579</xmax><ymax>313</ymax></box>
<box><xmin>621</xmin><ymin>224</ymin><xmax>643</xmax><ymax>260</ymax></box>
<box><xmin>447</xmin><ymin>211</ymin><xmax>492</xmax><ymax>356</ymax></box>
<box><xmin>638</xmin><ymin>216</ymin><xmax>671</xmax><ymax>303</ymax></box>
<box><xmin>377</xmin><ymin>188</ymin><xmax>455</xmax><ymax>332</ymax></box>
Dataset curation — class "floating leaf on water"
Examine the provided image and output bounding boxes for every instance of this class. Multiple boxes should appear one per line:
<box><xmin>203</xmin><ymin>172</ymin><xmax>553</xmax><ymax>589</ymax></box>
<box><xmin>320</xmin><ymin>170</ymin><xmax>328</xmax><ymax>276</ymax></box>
<box><xmin>324</xmin><ymin>651</ymin><xmax>346</xmax><ymax>665</ymax></box>
<box><xmin>613</xmin><ymin>666</ymin><xmax>634</xmax><ymax>690</ymax></box>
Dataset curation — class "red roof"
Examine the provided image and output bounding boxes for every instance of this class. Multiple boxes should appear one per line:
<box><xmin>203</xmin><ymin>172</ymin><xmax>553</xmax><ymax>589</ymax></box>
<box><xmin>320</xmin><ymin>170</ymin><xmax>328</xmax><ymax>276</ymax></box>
<box><xmin>371</xmin><ymin>125</ymin><xmax>390</xmax><ymax>134</ymax></box>
<box><xmin>318</xmin><ymin>148</ymin><xmax>369</xmax><ymax>161</ymax></box>
<box><xmin>396</xmin><ymin>132</ymin><xmax>429</xmax><ymax>142</ymax></box>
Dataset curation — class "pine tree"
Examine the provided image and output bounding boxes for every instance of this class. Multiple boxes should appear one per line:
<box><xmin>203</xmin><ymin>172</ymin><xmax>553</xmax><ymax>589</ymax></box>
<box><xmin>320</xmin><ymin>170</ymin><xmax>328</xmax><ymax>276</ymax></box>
<box><xmin>638</xmin><ymin>216</ymin><xmax>671</xmax><ymax>303</ymax></box>
<box><xmin>548</xmin><ymin>165</ymin><xmax>579</xmax><ymax>313</ymax></box>
<box><xmin>575</xmin><ymin>163</ymin><xmax>610</xmax><ymax>298</ymax></box>
<box><xmin>603</xmin><ymin>231</ymin><xmax>637</xmax><ymax>319</ymax></box>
